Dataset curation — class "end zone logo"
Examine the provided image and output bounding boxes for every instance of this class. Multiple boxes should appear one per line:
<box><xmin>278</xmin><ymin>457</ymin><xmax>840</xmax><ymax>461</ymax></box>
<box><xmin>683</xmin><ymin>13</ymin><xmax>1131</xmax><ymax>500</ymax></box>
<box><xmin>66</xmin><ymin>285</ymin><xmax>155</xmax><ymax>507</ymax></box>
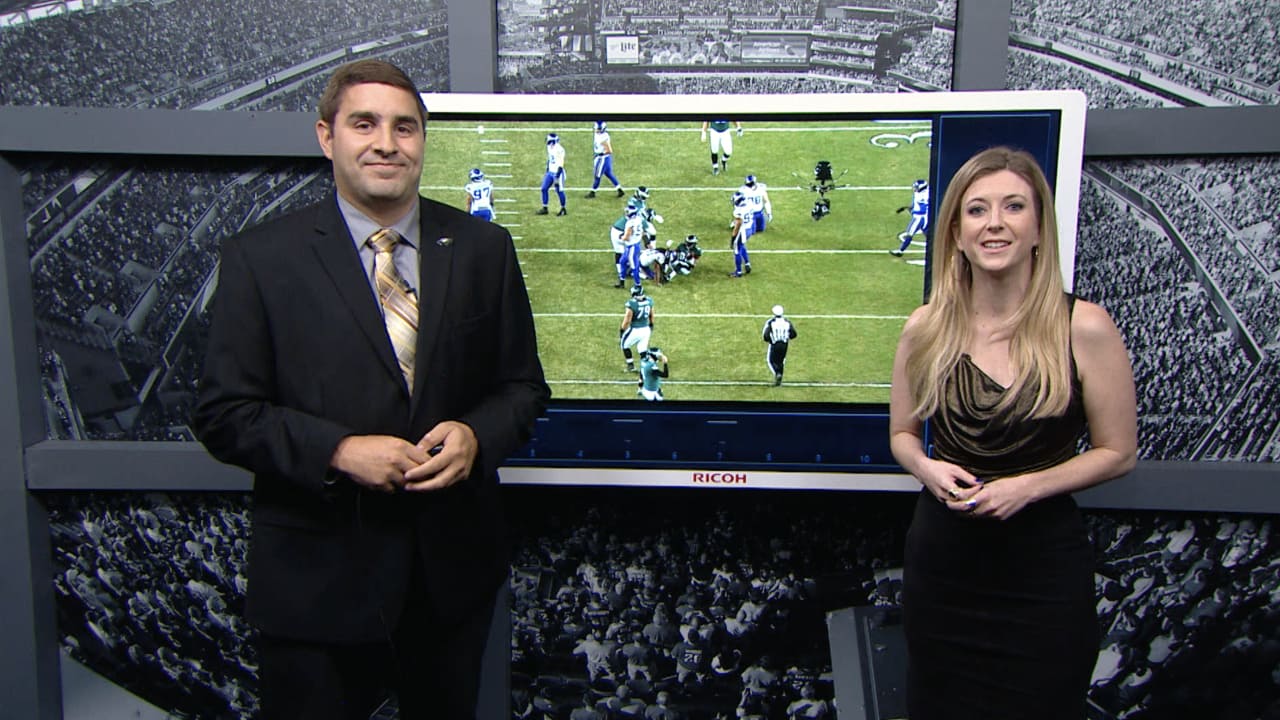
<box><xmin>691</xmin><ymin>472</ymin><xmax>747</xmax><ymax>485</ymax></box>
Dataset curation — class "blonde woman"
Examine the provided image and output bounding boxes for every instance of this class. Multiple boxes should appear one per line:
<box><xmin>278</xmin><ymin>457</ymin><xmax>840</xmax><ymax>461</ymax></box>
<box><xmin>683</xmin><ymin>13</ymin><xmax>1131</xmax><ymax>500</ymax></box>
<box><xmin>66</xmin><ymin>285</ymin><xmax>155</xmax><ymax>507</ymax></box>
<box><xmin>889</xmin><ymin>147</ymin><xmax>1137</xmax><ymax>719</ymax></box>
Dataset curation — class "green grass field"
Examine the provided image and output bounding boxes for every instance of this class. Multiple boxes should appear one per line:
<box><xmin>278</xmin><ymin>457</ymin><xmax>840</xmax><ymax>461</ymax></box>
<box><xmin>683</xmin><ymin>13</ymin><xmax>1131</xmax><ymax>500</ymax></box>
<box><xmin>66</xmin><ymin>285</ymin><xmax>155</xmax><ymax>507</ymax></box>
<box><xmin>421</xmin><ymin>119</ymin><xmax>931</xmax><ymax>403</ymax></box>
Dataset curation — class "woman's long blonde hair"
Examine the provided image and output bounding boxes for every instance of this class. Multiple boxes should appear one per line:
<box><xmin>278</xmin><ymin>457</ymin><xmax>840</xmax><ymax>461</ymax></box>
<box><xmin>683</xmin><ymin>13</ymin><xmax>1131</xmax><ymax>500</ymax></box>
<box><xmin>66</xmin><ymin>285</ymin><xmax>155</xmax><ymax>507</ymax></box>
<box><xmin>905</xmin><ymin>146</ymin><xmax>1072</xmax><ymax>421</ymax></box>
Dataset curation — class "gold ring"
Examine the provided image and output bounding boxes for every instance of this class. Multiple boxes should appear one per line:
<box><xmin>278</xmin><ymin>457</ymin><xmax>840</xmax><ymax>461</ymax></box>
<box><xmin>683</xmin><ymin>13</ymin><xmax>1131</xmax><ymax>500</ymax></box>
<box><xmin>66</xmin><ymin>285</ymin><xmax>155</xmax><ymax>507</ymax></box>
<box><xmin>947</xmin><ymin>488</ymin><xmax>960</xmax><ymax>500</ymax></box>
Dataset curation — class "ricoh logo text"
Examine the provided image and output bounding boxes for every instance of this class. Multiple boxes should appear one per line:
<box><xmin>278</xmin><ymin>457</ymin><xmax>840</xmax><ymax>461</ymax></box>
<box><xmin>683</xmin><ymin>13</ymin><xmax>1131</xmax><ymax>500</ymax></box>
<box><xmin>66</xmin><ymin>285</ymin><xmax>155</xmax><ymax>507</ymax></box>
<box><xmin>691</xmin><ymin>472</ymin><xmax>748</xmax><ymax>485</ymax></box>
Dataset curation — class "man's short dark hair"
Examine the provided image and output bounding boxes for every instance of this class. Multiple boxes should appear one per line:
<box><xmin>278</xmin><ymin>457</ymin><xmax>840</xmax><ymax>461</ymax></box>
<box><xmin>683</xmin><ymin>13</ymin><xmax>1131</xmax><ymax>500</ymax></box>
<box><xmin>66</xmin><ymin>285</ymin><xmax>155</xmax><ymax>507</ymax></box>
<box><xmin>318</xmin><ymin>59</ymin><xmax>429</xmax><ymax>129</ymax></box>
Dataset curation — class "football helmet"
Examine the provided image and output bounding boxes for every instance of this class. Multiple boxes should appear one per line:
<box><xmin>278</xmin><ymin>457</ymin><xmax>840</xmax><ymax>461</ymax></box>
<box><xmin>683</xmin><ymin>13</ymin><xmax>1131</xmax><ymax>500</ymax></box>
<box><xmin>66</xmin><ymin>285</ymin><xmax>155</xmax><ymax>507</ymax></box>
<box><xmin>546</xmin><ymin>133</ymin><xmax>559</xmax><ymax>145</ymax></box>
<box><xmin>685</xmin><ymin>234</ymin><xmax>699</xmax><ymax>245</ymax></box>
<box><xmin>631</xmin><ymin>284</ymin><xmax>645</xmax><ymax>298</ymax></box>
<box><xmin>732</xmin><ymin>191</ymin><xmax>747</xmax><ymax>207</ymax></box>
<box><xmin>913</xmin><ymin>179</ymin><xmax>928</xmax><ymax>192</ymax></box>
<box><xmin>633</xmin><ymin>186</ymin><xmax>650</xmax><ymax>201</ymax></box>
<box><xmin>624</xmin><ymin>204</ymin><xmax>639</xmax><ymax>218</ymax></box>
<box><xmin>594</xmin><ymin>120</ymin><xmax>607</xmax><ymax>131</ymax></box>
<box><xmin>469</xmin><ymin>168</ymin><xmax>485</xmax><ymax>182</ymax></box>
<box><xmin>646</xmin><ymin>346</ymin><xmax>662</xmax><ymax>359</ymax></box>
<box><xmin>744</xmin><ymin>174</ymin><xmax>757</xmax><ymax>187</ymax></box>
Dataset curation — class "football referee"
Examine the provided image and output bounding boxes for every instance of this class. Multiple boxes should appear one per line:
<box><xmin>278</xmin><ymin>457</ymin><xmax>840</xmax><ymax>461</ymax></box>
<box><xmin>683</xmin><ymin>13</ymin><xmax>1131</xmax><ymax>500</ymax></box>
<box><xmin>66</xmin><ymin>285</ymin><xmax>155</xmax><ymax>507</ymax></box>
<box><xmin>763</xmin><ymin>305</ymin><xmax>797</xmax><ymax>386</ymax></box>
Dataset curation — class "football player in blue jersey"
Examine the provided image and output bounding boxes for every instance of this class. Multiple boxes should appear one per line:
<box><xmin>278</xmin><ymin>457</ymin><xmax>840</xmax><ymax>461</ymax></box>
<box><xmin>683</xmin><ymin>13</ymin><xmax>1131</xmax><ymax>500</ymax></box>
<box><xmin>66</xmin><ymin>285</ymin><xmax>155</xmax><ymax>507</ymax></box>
<box><xmin>891</xmin><ymin>179</ymin><xmax>930</xmax><ymax>256</ymax></box>
<box><xmin>728</xmin><ymin>191</ymin><xmax>753</xmax><ymax>278</ymax></box>
<box><xmin>620</xmin><ymin>283</ymin><xmax>654</xmax><ymax>373</ymax></box>
<box><xmin>586</xmin><ymin>121</ymin><xmax>625</xmax><ymax>199</ymax></box>
<box><xmin>537</xmin><ymin>133</ymin><xmax>567</xmax><ymax>216</ymax></box>
<box><xmin>464</xmin><ymin>168</ymin><xmax>495</xmax><ymax>222</ymax></box>
<box><xmin>739</xmin><ymin>174</ymin><xmax>773</xmax><ymax>235</ymax></box>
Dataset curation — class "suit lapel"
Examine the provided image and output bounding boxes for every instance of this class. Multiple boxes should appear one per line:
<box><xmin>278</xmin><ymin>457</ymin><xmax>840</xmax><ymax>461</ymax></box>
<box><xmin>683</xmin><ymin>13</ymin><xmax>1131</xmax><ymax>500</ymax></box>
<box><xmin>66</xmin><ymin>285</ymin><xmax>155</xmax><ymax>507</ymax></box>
<box><xmin>308</xmin><ymin>201</ymin><xmax>403</xmax><ymax>386</ymax></box>
<box><xmin>412</xmin><ymin>198</ymin><xmax>453</xmax><ymax>410</ymax></box>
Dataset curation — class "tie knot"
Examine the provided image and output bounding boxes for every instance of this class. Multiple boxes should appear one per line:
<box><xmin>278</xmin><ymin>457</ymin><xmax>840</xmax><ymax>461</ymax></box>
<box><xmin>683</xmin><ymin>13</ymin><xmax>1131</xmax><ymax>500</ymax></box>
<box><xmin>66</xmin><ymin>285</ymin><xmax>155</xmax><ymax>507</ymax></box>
<box><xmin>368</xmin><ymin>228</ymin><xmax>401</xmax><ymax>254</ymax></box>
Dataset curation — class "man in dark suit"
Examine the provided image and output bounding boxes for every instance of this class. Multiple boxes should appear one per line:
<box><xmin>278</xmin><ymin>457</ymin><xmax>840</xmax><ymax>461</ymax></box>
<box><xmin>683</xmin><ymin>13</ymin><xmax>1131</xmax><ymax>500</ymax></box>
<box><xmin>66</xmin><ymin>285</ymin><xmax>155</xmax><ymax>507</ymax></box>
<box><xmin>193</xmin><ymin>59</ymin><xmax>549</xmax><ymax>719</ymax></box>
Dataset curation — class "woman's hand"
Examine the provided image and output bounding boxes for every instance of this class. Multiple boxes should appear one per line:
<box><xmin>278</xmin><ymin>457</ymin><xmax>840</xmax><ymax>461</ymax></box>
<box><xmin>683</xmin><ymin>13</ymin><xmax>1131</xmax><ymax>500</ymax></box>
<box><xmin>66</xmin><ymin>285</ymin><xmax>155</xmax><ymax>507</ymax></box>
<box><xmin>915</xmin><ymin>458</ymin><xmax>983</xmax><ymax>513</ymax></box>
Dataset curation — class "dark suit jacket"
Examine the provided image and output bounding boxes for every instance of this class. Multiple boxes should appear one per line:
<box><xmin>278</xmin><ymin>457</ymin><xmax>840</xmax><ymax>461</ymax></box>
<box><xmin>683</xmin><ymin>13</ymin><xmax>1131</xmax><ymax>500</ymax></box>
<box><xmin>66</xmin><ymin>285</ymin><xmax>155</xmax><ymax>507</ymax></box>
<box><xmin>193</xmin><ymin>195</ymin><xmax>549</xmax><ymax>644</ymax></box>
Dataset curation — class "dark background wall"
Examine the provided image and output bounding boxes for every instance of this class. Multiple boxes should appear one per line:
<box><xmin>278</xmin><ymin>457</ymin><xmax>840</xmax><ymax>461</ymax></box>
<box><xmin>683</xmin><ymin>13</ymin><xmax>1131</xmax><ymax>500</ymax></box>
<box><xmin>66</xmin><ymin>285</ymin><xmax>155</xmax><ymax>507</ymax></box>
<box><xmin>2</xmin><ymin>1</ymin><xmax>1277</xmax><ymax>718</ymax></box>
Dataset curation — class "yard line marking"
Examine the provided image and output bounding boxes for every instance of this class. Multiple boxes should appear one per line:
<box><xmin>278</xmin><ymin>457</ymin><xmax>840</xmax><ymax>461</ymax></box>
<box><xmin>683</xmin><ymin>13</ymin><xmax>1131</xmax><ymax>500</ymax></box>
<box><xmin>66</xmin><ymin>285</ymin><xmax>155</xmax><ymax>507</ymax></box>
<box><xmin>517</xmin><ymin>248</ymin><xmax>922</xmax><ymax>255</ymax></box>
<box><xmin>433</xmin><ymin>125</ymin><xmax>930</xmax><ymax>134</ymax></box>
<box><xmin>534</xmin><ymin>312</ymin><xmax>908</xmax><ymax>320</ymax></box>
<box><xmin>550</xmin><ymin>379</ymin><xmax>892</xmax><ymax>388</ymax></box>
<box><xmin>421</xmin><ymin>184</ymin><xmax>906</xmax><ymax>192</ymax></box>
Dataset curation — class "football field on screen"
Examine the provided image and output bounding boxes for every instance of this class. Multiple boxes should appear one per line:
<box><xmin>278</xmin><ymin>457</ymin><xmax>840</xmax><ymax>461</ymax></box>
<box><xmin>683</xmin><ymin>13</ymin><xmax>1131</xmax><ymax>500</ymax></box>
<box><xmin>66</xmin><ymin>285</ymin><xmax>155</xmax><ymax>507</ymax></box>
<box><xmin>421</xmin><ymin>119</ymin><xmax>931</xmax><ymax>403</ymax></box>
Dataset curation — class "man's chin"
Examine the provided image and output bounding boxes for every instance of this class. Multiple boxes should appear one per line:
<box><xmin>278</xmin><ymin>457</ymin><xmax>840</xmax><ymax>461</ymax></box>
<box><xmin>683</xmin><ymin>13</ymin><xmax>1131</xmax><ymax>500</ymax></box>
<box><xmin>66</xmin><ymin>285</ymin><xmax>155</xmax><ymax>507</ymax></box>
<box><xmin>359</xmin><ymin>180</ymin><xmax>416</xmax><ymax>201</ymax></box>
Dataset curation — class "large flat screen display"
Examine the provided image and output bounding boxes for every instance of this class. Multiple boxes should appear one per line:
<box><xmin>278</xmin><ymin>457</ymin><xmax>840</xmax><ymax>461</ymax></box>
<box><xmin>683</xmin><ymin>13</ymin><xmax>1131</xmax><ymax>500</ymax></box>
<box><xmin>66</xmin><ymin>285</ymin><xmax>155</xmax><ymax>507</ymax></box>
<box><xmin>418</xmin><ymin>91</ymin><xmax>1086</xmax><ymax>489</ymax></box>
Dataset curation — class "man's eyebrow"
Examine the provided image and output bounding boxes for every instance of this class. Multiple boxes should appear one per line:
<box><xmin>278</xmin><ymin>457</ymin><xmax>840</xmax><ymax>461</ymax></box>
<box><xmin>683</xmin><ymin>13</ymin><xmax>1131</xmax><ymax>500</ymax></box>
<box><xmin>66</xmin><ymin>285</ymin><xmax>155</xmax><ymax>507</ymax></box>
<box><xmin>343</xmin><ymin>111</ymin><xmax>420</xmax><ymax>128</ymax></box>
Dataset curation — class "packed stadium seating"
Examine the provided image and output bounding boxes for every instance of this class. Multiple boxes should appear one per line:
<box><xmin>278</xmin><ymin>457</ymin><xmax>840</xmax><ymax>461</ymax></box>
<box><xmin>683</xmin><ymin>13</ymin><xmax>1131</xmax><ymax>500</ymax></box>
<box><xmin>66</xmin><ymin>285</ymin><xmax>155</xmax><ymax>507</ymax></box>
<box><xmin>1</xmin><ymin>0</ymin><xmax>446</xmax><ymax>108</ymax></box>
<box><xmin>1008</xmin><ymin>0</ymin><xmax>1279</xmax><ymax>106</ymax></box>
<box><xmin>45</xmin><ymin>489</ymin><xmax>1279</xmax><ymax>720</ymax></box>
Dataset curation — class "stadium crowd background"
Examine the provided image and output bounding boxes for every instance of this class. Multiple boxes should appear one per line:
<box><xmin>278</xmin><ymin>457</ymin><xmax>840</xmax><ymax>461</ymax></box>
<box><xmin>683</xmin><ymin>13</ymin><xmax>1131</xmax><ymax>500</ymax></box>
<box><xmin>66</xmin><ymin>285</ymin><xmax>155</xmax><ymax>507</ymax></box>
<box><xmin>1</xmin><ymin>0</ymin><xmax>449</xmax><ymax>108</ymax></box>
<box><xmin>1075</xmin><ymin>158</ymin><xmax>1280</xmax><ymax>463</ymax></box>
<box><xmin>1007</xmin><ymin>0</ymin><xmax>1280</xmax><ymax>107</ymax></box>
<box><xmin>2</xmin><ymin>0</ymin><xmax>1277</xmax><ymax>717</ymax></box>
<box><xmin>44</xmin><ymin>489</ymin><xmax>1279</xmax><ymax>719</ymax></box>
<box><xmin>496</xmin><ymin>0</ymin><xmax>957</xmax><ymax>94</ymax></box>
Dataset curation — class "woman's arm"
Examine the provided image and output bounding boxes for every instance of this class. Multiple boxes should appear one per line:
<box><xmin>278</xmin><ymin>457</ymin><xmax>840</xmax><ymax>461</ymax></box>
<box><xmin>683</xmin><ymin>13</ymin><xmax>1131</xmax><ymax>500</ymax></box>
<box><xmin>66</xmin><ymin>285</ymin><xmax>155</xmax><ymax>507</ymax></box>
<box><xmin>890</xmin><ymin>307</ymin><xmax>980</xmax><ymax>508</ymax></box>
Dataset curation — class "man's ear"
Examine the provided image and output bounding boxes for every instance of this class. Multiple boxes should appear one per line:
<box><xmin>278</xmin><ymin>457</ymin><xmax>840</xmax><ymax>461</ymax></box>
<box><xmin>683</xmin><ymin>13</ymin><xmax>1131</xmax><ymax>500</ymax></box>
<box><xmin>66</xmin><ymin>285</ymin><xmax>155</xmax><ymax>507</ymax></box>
<box><xmin>316</xmin><ymin>120</ymin><xmax>334</xmax><ymax>160</ymax></box>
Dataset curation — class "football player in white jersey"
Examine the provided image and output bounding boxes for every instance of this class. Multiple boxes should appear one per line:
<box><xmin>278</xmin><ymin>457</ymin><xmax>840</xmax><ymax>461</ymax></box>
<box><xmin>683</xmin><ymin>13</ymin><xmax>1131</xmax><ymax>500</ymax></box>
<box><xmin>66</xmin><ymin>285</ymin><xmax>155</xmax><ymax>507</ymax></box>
<box><xmin>537</xmin><ymin>132</ymin><xmax>567</xmax><ymax>216</ymax></box>
<box><xmin>586</xmin><ymin>121</ymin><xmax>624</xmax><ymax>198</ymax></box>
<box><xmin>609</xmin><ymin>203</ymin><xmax>633</xmax><ymax>284</ymax></box>
<box><xmin>891</xmin><ymin>179</ymin><xmax>930</xmax><ymax>256</ymax></box>
<box><xmin>738</xmin><ymin>174</ymin><xmax>772</xmax><ymax>234</ymax></box>
<box><xmin>464</xmin><ymin>168</ymin><xmax>495</xmax><ymax>222</ymax></box>
<box><xmin>614</xmin><ymin>203</ymin><xmax>647</xmax><ymax>288</ymax></box>
<box><xmin>728</xmin><ymin>191</ymin><xmax>753</xmax><ymax>278</ymax></box>
<box><xmin>627</xmin><ymin>185</ymin><xmax>663</xmax><ymax>249</ymax></box>
<box><xmin>638</xmin><ymin>236</ymin><xmax>667</xmax><ymax>284</ymax></box>
<box><xmin>700</xmin><ymin>119</ymin><xmax>742</xmax><ymax>175</ymax></box>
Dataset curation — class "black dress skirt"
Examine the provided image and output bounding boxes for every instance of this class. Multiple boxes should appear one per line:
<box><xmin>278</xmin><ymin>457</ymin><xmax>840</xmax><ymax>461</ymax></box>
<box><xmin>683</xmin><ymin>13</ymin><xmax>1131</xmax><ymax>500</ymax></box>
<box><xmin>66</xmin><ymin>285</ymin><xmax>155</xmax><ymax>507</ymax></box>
<box><xmin>902</xmin><ymin>353</ymin><xmax>1099</xmax><ymax>720</ymax></box>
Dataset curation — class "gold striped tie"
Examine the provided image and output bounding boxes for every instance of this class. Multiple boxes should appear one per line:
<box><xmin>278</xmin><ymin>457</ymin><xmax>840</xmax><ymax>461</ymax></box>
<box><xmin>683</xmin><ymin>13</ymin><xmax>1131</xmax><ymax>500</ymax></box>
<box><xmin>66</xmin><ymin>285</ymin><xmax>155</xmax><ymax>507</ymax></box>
<box><xmin>367</xmin><ymin>228</ymin><xmax>418</xmax><ymax>393</ymax></box>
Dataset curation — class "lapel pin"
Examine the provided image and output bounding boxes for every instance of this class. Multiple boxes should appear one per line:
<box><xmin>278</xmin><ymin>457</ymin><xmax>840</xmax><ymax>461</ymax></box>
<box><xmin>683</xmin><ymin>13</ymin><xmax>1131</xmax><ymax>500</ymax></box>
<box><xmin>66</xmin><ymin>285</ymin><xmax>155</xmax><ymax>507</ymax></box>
<box><xmin>436</xmin><ymin>237</ymin><xmax>453</xmax><ymax>247</ymax></box>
